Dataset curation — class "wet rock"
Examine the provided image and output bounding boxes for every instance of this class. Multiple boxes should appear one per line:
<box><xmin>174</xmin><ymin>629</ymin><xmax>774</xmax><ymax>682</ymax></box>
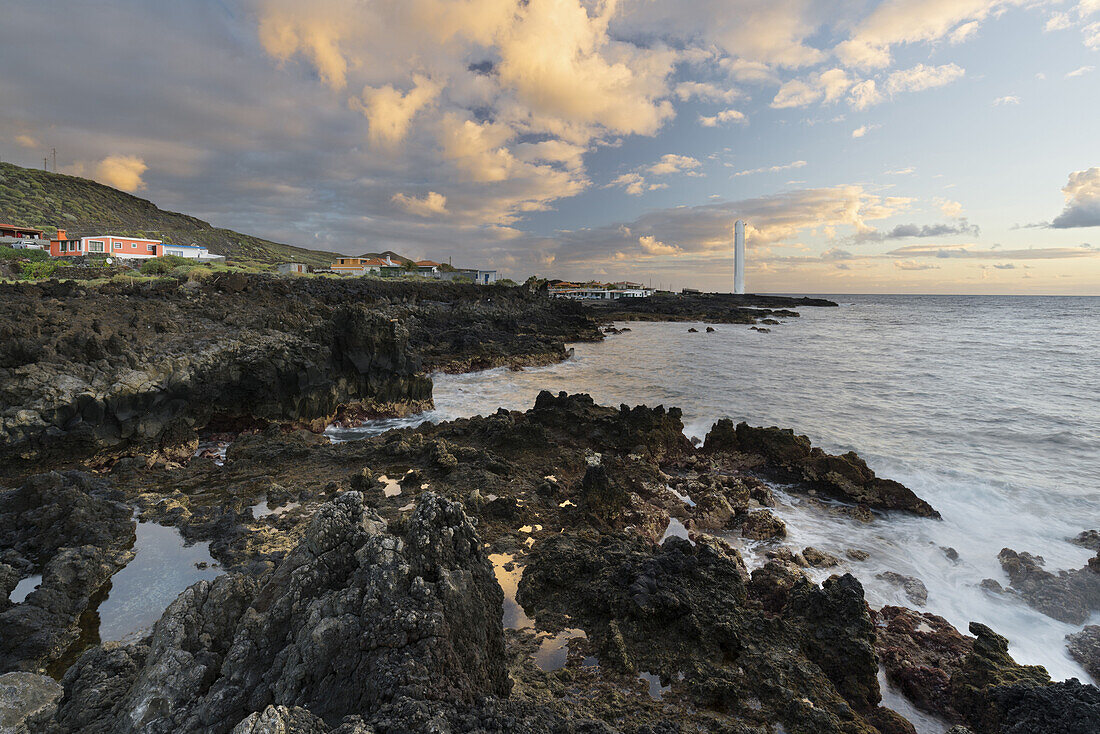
<box><xmin>989</xmin><ymin>678</ymin><xmax>1100</xmax><ymax>733</ymax></box>
<box><xmin>702</xmin><ymin>419</ymin><xmax>939</xmax><ymax>518</ymax></box>
<box><xmin>875</xmin><ymin>606</ymin><xmax>974</xmax><ymax>720</ymax></box>
<box><xmin>997</xmin><ymin>548</ymin><xmax>1100</xmax><ymax>625</ymax></box>
<box><xmin>230</xmin><ymin>705</ymin><xmax>332</xmax><ymax>734</ymax></box>
<box><xmin>518</xmin><ymin>533</ymin><xmax>888</xmax><ymax>732</ymax></box>
<box><xmin>1070</xmin><ymin>530</ymin><xmax>1100</xmax><ymax>552</ymax></box>
<box><xmin>44</xmin><ymin>492</ymin><xmax>508</xmax><ymax>732</ymax></box>
<box><xmin>802</xmin><ymin>546</ymin><xmax>841</xmax><ymax>568</ymax></box>
<box><xmin>749</xmin><ymin>326</ymin><xmax>770</xmax><ymax>333</ymax></box>
<box><xmin>740</xmin><ymin>509</ymin><xmax>787</xmax><ymax>539</ymax></box>
<box><xmin>846</xmin><ymin>549</ymin><xmax>871</xmax><ymax>562</ymax></box>
<box><xmin>1066</xmin><ymin>626</ymin><xmax>1100</xmax><ymax>683</ymax></box>
<box><xmin>951</xmin><ymin>622</ymin><xmax>1052</xmax><ymax>731</ymax></box>
<box><xmin>687</xmin><ymin>327</ymin><xmax>698</xmax><ymax>333</ymax></box>
<box><xmin>0</xmin><ymin>471</ymin><xmax>135</xmax><ymax>673</ymax></box>
<box><xmin>705</xmin><ymin>326</ymin><xmax>715</xmax><ymax>333</ymax></box>
<box><xmin>877</xmin><ymin>572</ymin><xmax>929</xmax><ymax>606</ymax></box>
<box><xmin>942</xmin><ymin>547</ymin><xmax>960</xmax><ymax>562</ymax></box>
<box><xmin>0</xmin><ymin>672</ymin><xmax>63</xmax><ymax>733</ymax></box>
<box><xmin>980</xmin><ymin>579</ymin><xmax>1004</xmax><ymax>593</ymax></box>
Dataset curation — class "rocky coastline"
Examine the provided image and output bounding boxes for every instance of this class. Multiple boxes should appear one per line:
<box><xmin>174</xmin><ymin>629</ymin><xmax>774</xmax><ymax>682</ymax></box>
<box><xmin>1</xmin><ymin>276</ymin><xmax>1096</xmax><ymax>733</ymax></box>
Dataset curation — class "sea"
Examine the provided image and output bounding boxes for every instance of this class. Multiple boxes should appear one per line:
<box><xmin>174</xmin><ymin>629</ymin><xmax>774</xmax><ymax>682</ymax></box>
<box><xmin>330</xmin><ymin>294</ymin><xmax>1100</xmax><ymax>711</ymax></box>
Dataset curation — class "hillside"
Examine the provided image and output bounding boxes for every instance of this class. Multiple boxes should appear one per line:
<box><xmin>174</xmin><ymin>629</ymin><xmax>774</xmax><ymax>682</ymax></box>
<box><xmin>0</xmin><ymin>162</ymin><xmax>341</xmax><ymax>267</ymax></box>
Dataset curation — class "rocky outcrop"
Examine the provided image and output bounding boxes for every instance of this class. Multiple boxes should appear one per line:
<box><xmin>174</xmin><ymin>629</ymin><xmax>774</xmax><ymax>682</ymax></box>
<box><xmin>875</xmin><ymin>607</ymin><xmax>1100</xmax><ymax>733</ymax></box>
<box><xmin>516</xmin><ymin>531</ymin><xmax>906</xmax><ymax>733</ymax></box>
<box><xmin>0</xmin><ymin>672</ymin><xmax>63</xmax><ymax>733</ymax></box>
<box><xmin>0</xmin><ymin>276</ymin><xmax>604</xmax><ymax>477</ymax></box>
<box><xmin>1067</xmin><ymin>626</ymin><xmax>1100</xmax><ymax>683</ymax></box>
<box><xmin>703</xmin><ymin>419</ymin><xmax>939</xmax><ymax>517</ymax></box>
<box><xmin>996</xmin><ymin>548</ymin><xmax>1100</xmax><ymax>624</ymax></box>
<box><xmin>42</xmin><ymin>492</ymin><xmax>507</xmax><ymax>733</ymax></box>
<box><xmin>589</xmin><ymin>291</ymin><xmax>837</xmax><ymax>324</ymax></box>
<box><xmin>0</xmin><ymin>471</ymin><xmax>135</xmax><ymax>673</ymax></box>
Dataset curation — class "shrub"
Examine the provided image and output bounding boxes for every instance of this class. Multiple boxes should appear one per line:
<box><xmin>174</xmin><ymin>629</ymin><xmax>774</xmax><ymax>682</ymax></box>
<box><xmin>140</xmin><ymin>259</ymin><xmax>173</xmax><ymax>275</ymax></box>
<box><xmin>16</xmin><ymin>261</ymin><xmax>57</xmax><ymax>280</ymax></box>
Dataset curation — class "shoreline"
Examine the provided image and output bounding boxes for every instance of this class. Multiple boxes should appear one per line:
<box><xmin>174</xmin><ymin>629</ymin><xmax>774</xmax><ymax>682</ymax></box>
<box><xmin>1</xmin><ymin>276</ymin><xmax>1097</xmax><ymax>733</ymax></box>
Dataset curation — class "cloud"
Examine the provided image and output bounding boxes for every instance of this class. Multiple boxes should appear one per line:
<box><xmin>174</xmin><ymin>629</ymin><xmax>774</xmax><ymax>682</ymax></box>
<box><xmin>351</xmin><ymin>74</ymin><xmax>441</xmax><ymax>145</ymax></box>
<box><xmin>647</xmin><ymin>154</ymin><xmax>702</xmax><ymax>176</ymax></box>
<box><xmin>1067</xmin><ymin>65</ymin><xmax>1095</xmax><ymax>77</ymax></box>
<box><xmin>699</xmin><ymin>109</ymin><xmax>747</xmax><ymax>127</ymax></box>
<box><xmin>937</xmin><ymin>198</ymin><xmax>965</xmax><ymax>218</ymax></box>
<box><xmin>14</xmin><ymin>134</ymin><xmax>39</xmax><ymax>149</ymax></box>
<box><xmin>770</xmin><ymin>68</ymin><xmax>853</xmax><ymax>108</ymax></box>
<box><xmin>894</xmin><ymin>260</ymin><xmax>941</xmax><ymax>270</ymax></box>
<box><xmin>1051</xmin><ymin>167</ymin><xmax>1100</xmax><ymax>228</ymax></box>
<box><xmin>391</xmin><ymin>190</ymin><xmax>448</xmax><ymax>217</ymax></box>
<box><xmin>993</xmin><ymin>95</ymin><xmax>1020</xmax><ymax>105</ymax></box>
<box><xmin>886</xmin><ymin>243</ymin><xmax>1100</xmax><ymax>259</ymax></box>
<box><xmin>638</xmin><ymin>234</ymin><xmax>682</xmax><ymax>256</ymax></box>
<box><xmin>885</xmin><ymin>167</ymin><xmax>915</xmax><ymax>175</ymax></box>
<box><xmin>861</xmin><ymin>221</ymin><xmax>981</xmax><ymax>241</ymax></box>
<box><xmin>836</xmin><ymin>0</ymin><xmax>1028</xmax><ymax>69</ymax></box>
<box><xmin>675</xmin><ymin>81</ymin><xmax>740</xmax><ymax>102</ymax></box>
<box><xmin>852</xmin><ymin>124</ymin><xmax>879</xmax><ymax>138</ymax></box>
<box><xmin>610</xmin><ymin>153</ymin><xmax>702</xmax><ymax>195</ymax></box>
<box><xmin>885</xmin><ymin>63</ymin><xmax>966</xmax><ymax>96</ymax></box>
<box><xmin>733</xmin><ymin>160</ymin><xmax>807</xmax><ymax>177</ymax></box>
<box><xmin>94</xmin><ymin>155</ymin><xmax>147</xmax><ymax>192</ymax></box>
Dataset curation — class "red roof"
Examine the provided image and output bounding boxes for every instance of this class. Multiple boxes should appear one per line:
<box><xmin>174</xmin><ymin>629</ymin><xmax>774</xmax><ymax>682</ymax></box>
<box><xmin>416</xmin><ymin>260</ymin><xmax>440</xmax><ymax>267</ymax></box>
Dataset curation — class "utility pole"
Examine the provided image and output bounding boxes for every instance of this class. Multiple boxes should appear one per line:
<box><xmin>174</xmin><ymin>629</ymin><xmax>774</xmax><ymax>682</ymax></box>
<box><xmin>43</xmin><ymin>157</ymin><xmax>48</xmax><ymax>171</ymax></box>
<box><xmin>51</xmin><ymin>148</ymin><xmax>57</xmax><ymax>172</ymax></box>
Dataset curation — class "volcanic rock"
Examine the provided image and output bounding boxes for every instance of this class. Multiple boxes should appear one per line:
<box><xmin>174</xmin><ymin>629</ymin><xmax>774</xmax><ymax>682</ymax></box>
<box><xmin>997</xmin><ymin>548</ymin><xmax>1100</xmax><ymax>625</ymax></box>
<box><xmin>702</xmin><ymin>419</ymin><xmax>939</xmax><ymax>517</ymax></box>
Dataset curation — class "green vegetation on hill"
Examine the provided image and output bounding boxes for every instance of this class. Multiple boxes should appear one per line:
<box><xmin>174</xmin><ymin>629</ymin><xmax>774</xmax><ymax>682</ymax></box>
<box><xmin>0</xmin><ymin>161</ymin><xmax>341</xmax><ymax>268</ymax></box>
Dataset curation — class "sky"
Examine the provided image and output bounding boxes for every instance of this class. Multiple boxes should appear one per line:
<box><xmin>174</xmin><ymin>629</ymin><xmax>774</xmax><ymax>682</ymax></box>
<box><xmin>1</xmin><ymin>0</ymin><xmax>1098</xmax><ymax>294</ymax></box>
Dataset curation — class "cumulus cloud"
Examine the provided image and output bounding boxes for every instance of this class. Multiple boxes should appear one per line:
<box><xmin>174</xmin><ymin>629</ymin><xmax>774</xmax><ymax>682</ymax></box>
<box><xmin>609</xmin><ymin>153</ymin><xmax>702</xmax><ymax>195</ymax></box>
<box><xmin>647</xmin><ymin>154</ymin><xmax>702</xmax><ymax>176</ymax></box>
<box><xmin>352</xmin><ymin>75</ymin><xmax>441</xmax><ymax>145</ymax></box>
<box><xmin>733</xmin><ymin>160</ymin><xmax>807</xmax><ymax>177</ymax></box>
<box><xmin>836</xmin><ymin>0</ymin><xmax>1028</xmax><ymax>69</ymax></box>
<box><xmin>852</xmin><ymin>124</ymin><xmax>879</xmax><ymax>138</ymax></box>
<box><xmin>857</xmin><ymin>221</ymin><xmax>981</xmax><ymax>242</ymax></box>
<box><xmin>699</xmin><ymin>109</ymin><xmax>747</xmax><ymax>127</ymax></box>
<box><xmin>771</xmin><ymin>68</ymin><xmax>853</xmax><ymax>108</ymax></box>
<box><xmin>993</xmin><ymin>95</ymin><xmax>1020</xmax><ymax>105</ymax></box>
<box><xmin>1067</xmin><ymin>65</ymin><xmax>1094</xmax><ymax>77</ymax></box>
<box><xmin>894</xmin><ymin>260</ymin><xmax>941</xmax><ymax>270</ymax></box>
<box><xmin>1051</xmin><ymin>167</ymin><xmax>1100</xmax><ymax>228</ymax></box>
<box><xmin>94</xmin><ymin>155</ymin><xmax>147</xmax><ymax>192</ymax></box>
<box><xmin>391</xmin><ymin>191</ymin><xmax>448</xmax><ymax>217</ymax></box>
<box><xmin>14</xmin><ymin>134</ymin><xmax>39</xmax><ymax>148</ymax></box>
<box><xmin>638</xmin><ymin>234</ymin><xmax>682</xmax><ymax>256</ymax></box>
<box><xmin>675</xmin><ymin>81</ymin><xmax>740</xmax><ymax>102</ymax></box>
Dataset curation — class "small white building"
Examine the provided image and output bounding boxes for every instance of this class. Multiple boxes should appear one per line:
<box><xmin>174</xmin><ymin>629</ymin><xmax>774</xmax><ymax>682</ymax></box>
<box><xmin>162</xmin><ymin>244</ymin><xmax>225</xmax><ymax>262</ymax></box>
<box><xmin>277</xmin><ymin>263</ymin><xmax>308</xmax><ymax>274</ymax></box>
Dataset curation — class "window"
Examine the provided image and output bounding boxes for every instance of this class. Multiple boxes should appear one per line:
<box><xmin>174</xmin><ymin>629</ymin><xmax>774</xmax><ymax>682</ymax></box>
<box><xmin>168</xmin><ymin>250</ymin><xmax>183</xmax><ymax>257</ymax></box>
<box><xmin>130</xmin><ymin>243</ymin><xmax>137</xmax><ymax>249</ymax></box>
<box><xmin>147</xmin><ymin>244</ymin><xmax>156</xmax><ymax>252</ymax></box>
<box><xmin>114</xmin><ymin>243</ymin><xmax>122</xmax><ymax>250</ymax></box>
<box><xmin>88</xmin><ymin>240</ymin><xmax>104</xmax><ymax>253</ymax></box>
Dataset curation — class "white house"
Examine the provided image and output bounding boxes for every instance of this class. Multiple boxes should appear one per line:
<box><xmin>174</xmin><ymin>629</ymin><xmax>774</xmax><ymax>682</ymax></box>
<box><xmin>162</xmin><ymin>244</ymin><xmax>225</xmax><ymax>262</ymax></box>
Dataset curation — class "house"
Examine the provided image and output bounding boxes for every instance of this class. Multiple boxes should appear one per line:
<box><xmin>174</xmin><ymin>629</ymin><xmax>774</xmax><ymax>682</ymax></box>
<box><xmin>0</xmin><ymin>223</ymin><xmax>45</xmax><ymax>241</ymax></box>
<box><xmin>49</xmin><ymin>230</ymin><xmax>163</xmax><ymax>259</ymax></box>
<box><xmin>277</xmin><ymin>263</ymin><xmax>308</xmax><ymax>274</ymax></box>
<box><xmin>548</xmin><ymin>281</ymin><xmax>653</xmax><ymax>300</ymax></box>
<box><xmin>439</xmin><ymin>267</ymin><xmax>498</xmax><ymax>285</ymax></box>
<box><xmin>162</xmin><ymin>244</ymin><xmax>224</xmax><ymax>262</ymax></box>
<box><xmin>415</xmin><ymin>260</ymin><xmax>441</xmax><ymax>276</ymax></box>
<box><xmin>331</xmin><ymin>257</ymin><xmax>384</xmax><ymax>276</ymax></box>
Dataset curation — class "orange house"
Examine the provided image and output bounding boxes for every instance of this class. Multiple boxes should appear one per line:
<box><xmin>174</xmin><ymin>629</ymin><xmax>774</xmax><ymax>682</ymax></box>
<box><xmin>50</xmin><ymin>230</ymin><xmax>163</xmax><ymax>259</ymax></box>
<box><xmin>331</xmin><ymin>257</ymin><xmax>385</xmax><ymax>275</ymax></box>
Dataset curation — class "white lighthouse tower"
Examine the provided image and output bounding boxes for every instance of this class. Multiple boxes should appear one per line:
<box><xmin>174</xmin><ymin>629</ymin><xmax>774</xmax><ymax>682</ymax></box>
<box><xmin>733</xmin><ymin>219</ymin><xmax>746</xmax><ymax>295</ymax></box>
